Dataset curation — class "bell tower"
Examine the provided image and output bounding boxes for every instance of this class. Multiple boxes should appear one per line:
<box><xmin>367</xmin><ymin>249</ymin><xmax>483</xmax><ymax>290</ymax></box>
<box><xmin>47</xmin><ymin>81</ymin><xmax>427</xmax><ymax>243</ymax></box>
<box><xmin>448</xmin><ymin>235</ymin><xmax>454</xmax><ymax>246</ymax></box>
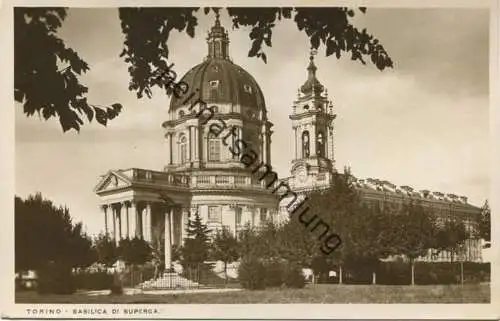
<box><xmin>289</xmin><ymin>49</ymin><xmax>337</xmax><ymax>191</ymax></box>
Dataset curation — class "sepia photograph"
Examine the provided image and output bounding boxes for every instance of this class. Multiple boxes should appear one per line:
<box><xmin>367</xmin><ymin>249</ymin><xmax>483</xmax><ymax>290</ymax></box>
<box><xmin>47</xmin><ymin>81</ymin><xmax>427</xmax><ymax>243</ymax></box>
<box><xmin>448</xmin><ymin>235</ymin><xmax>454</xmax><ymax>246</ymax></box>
<box><xmin>3</xmin><ymin>1</ymin><xmax>498</xmax><ymax>319</ymax></box>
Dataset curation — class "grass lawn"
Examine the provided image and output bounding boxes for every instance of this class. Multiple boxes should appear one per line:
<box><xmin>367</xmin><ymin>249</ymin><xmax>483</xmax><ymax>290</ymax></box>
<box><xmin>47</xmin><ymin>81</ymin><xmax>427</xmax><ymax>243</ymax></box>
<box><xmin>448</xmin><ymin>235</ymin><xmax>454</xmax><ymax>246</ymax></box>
<box><xmin>16</xmin><ymin>283</ymin><xmax>489</xmax><ymax>304</ymax></box>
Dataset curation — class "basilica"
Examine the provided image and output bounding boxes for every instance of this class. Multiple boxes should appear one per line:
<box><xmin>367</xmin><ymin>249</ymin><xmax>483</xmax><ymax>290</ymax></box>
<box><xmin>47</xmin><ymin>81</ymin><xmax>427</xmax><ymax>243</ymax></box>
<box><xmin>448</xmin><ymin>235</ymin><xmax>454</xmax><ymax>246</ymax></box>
<box><xmin>94</xmin><ymin>15</ymin><xmax>483</xmax><ymax>270</ymax></box>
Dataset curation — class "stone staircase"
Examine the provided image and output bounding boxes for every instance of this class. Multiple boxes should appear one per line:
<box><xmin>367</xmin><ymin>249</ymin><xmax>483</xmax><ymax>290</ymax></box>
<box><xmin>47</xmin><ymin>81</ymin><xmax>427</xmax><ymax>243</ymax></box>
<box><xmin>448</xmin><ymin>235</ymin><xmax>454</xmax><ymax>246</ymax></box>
<box><xmin>136</xmin><ymin>272</ymin><xmax>202</xmax><ymax>290</ymax></box>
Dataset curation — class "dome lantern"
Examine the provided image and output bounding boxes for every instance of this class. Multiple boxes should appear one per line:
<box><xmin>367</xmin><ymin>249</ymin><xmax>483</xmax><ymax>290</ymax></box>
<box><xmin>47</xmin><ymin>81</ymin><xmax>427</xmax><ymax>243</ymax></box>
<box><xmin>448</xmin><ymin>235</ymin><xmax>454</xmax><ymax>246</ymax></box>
<box><xmin>206</xmin><ymin>10</ymin><xmax>230</xmax><ymax>60</ymax></box>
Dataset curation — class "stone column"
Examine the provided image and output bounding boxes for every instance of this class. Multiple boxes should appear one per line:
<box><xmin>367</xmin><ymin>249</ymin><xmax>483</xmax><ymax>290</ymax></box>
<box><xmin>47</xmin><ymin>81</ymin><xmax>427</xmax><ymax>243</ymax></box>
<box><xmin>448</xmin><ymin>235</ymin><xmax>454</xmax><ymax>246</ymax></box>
<box><xmin>189</xmin><ymin>126</ymin><xmax>193</xmax><ymax>161</ymax></box>
<box><xmin>135</xmin><ymin>202</ymin><xmax>143</xmax><ymax>239</ymax></box>
<box><xmin>142</xmin><ymin>204</ymin><xmax>148</xmax><ymax>241</ymax></box>
<box><xmin>144</xmin><ymin>203</ymin><xmax>152</xmax><ymax>242</ymax></box>
<box><xmin>102</xmin><ymin>205</ymin><xmax>108</xmax><ymax>236</ymax></box>
<box><xmin>165</xmin><ymin>133</ymin><xmax>171</xmax><ymax>167</ymax></box>
<box><xmin>194</xmin><ymin>127</ymin><xmax>199</xmax><ymax>161</ymax></box>
<box><xmin>293</xmin><ymin>127</ymin><xmax>298</xmax><ymax>159</ymax></box>
<box><xmin>169</xmin><ymin>133</ymin><xmax>173</xmax><ymax>165</ymax></box>
<box><xmin>116</xmin><ymin>203</ymin><xmax>123</xmax><ymax>242</ymax></box>
<box><xmin>128</xmin><ymin>201</ymin><xmax>136</xmax><ymax>239</ymax></box>
<box><xmin>310</xmin><ymin>124</ymin><xmax>317</xmax><ymax>157</ymax></box>
<box><xmin>112</xmin><ymin>205</ymin><xmax>117</xmax><ymax>244</ymax></box>
<box><xmin>297</xmin><ymin>126</ymin><xmax>302</xmax><ymax>158</ymax></box>
<box><xmin>238</xmin><ymin>127</ymin><xmax>243</xmax><ymax>159</ymax></box>
<box><xmin>170</xmin><ymin>207</ymin><xmax>175</xmax><ymax>246</ymax></box>
<box><xmin>125</xmin><ymin>202</ymin><xmax>130</xmax><ymax>239</ymax></box>
<box><xmin>165</xmin><ymin>207</ymin><xmax>173</xmax><ymax>270</ymax></box>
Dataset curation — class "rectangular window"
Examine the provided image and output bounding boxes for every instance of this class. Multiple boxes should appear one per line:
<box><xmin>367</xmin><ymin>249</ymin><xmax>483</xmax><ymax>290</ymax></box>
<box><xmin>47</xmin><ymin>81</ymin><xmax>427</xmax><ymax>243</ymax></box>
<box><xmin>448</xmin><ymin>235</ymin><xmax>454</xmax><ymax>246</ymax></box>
<box><xmin>208</xmin><ymin>139</ymin><xmax>221</xmax><ymax>161</ymax></box>
<box><xmin>259</xmin><ymin>208</ymin><xmax>267</xmax><ymax>223</ymax></box>
<box><xmin>208</xmin><ymin>206</ymin><xmax>222</xmax><ymax>223</ymax></box>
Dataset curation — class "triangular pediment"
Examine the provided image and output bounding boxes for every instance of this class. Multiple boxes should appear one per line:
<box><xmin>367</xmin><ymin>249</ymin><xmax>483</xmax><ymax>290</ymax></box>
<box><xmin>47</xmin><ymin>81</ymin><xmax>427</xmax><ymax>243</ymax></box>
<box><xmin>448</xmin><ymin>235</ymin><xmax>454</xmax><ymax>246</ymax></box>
<box><xmin>94</xmin><ymin>170</ymin><xmax>132</xmax><ymax>194</ymax></box>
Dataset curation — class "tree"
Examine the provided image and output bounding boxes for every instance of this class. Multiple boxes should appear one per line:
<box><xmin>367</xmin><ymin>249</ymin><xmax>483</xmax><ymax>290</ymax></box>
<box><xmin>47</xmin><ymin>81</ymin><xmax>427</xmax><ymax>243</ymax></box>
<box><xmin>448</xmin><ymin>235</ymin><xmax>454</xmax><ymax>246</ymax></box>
<box><xmin>477</xmin><ymin>200</ymin><xmax>491</xmax><ymax>248</ymax></box>
<box><xmin>67</xmin><ymin>222</ymin><xmax>97</xmax><ymax>269</ymax></box>
<box><xmin>211</xmin><ymin>226</ymin><xmax>240</xmax><ymax>282</ymax></box>
<box><xmin>434</xmin><ymin>218</ymin><xmax>468</xmax><ymax>284</ymax></box>
<box><xmin>117</xmin><ymin>237</ymin><xmax>152</xmax><ymax>283</ymax></box>
<box><xmin>118</xmin><ymin>237</ymin><xmax>152</xmax><ymax>266</ymax></box>
<box><xmin>393</xmin><ymin>202</ymin><xmax>436</xmax><ymax>286</ymax></box>
<box><xmin>180</xmin><ymin>212</ymin><xmax>211</xmax><ymax>273</ymax></box>
<box><xmin>435</xmin><ymin>218</ymin><xmax>467</xmax><ymax>264</ymax></box>
<box><xmin>15</xmin><ymin>7</ymin><xmax>393</xmax><ymax>132</ymax></box>
<box><xmin>94</xmin><ymin>233</ymin><xmax>118</xmax><ymax>267</ymax></box>
<box><xmin>15</xmin><ymin>193</ymin><xmax>96</xmax><ymax>272</ymax></box>
<box><xmin>305</xmin><ymin>168</ymin><xmax>362</xmax><ymax>283</ymax></box>
<box><xmin>275</xmin><ymin>219</ymin><xmax>318</xmax><ymax>268</ymax></box>
<box><xmin>339</xmin><ymin>203</ymin><xmax>396</xmax><ymax>285</ymax></box>
<box><xmin>237</xmin><ymin>224</ymin><xmax>264</xmax><ymax>259</ymax></box>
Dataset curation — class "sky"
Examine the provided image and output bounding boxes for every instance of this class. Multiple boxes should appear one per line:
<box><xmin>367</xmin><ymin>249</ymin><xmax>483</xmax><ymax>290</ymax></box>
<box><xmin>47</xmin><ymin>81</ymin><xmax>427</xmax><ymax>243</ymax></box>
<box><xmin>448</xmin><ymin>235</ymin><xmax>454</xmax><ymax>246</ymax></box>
<box><xmin>15</xmin><ymin>7</ymin><xmax>490</xmax><ymax>236</ymax></box>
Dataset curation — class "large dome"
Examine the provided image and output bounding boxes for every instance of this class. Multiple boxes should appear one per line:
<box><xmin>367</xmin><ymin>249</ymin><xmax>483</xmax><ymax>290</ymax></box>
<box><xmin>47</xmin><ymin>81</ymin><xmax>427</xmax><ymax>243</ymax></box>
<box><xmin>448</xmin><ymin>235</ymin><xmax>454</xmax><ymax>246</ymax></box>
<box><xmin>169</xmin><ymin>59</ymin><xmax>266</xmax><ymax>112</ymax></box>
<box><xmin>169</xmin><ymin>14</ymin><xmax>266</xmax><ymax>114</ymax></box>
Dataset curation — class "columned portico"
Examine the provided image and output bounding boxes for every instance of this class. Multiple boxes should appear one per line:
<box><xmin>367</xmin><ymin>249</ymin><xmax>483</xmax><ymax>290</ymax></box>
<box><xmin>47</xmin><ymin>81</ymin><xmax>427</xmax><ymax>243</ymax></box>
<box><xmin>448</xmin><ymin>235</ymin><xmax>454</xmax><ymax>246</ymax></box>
<box><xmin>99</xmin><ymin>200</ymin><xmax>184</xmax><ymax>270</ymax></box>
<box><xmin>94</xmin><ymin>168</ymin><xmax>192</xmax><ymax>271</ymax></box>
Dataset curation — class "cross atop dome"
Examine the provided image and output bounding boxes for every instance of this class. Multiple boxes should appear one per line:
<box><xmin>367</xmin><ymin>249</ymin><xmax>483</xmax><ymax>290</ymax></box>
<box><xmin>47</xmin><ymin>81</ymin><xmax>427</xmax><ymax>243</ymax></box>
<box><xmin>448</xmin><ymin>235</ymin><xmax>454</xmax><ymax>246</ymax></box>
<box><xmin>214</xmin><ymin>10</ymin><xmax>221</xmax><ymax>27</ymax></box>
<box><xmin>207</xmin><ymin>9</ymin><xmax>230</xmax><ymax>59</ymax></box>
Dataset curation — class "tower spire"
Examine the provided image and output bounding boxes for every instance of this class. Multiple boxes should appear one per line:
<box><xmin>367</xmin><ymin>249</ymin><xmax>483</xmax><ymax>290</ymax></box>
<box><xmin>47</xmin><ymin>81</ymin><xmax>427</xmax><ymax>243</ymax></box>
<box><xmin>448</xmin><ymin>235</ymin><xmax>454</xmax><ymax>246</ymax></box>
<box><xmin>300</xmin><ymin>48</ymin><xmax>324</xmax><ymax>96</ymax></box>
<box><xmin>207</xmin><ymin>10</ymin><xmax>229</xmax><ymax>59</ymax></box>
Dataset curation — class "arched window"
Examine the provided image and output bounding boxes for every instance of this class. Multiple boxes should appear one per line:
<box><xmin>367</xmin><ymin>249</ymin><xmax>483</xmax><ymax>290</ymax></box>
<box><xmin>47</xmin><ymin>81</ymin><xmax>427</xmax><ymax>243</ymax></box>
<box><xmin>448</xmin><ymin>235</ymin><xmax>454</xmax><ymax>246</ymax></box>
<box><xmin>317</xmin><ymin>131</ymin><xmax>325</xmax><ymax>157</ymax></box>
<box><xmin>302</xmin><ymin>131</ymin><xmax>310</xmax><ymax>158</ymax></box>
<box><xmin>179</xmin><ymin>135</ymin><xmax>188</xmax><ymax>164</ymax></box>
<box><xmin>303</xmin><ymin>104</ymin><xmax>309</xmax><ymax>111</ymax></box>
<box><xmin>208</xmin><ymin>133</ymin><xmax>221</xmax><ymax>162</ymax></box>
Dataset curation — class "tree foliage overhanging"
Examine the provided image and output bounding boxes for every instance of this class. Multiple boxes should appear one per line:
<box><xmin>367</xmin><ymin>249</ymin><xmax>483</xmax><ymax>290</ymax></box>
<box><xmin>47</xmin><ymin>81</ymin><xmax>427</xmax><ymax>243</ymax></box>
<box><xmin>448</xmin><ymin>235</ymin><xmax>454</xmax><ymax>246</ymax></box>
<box><xmin>15</xmin><ymin>7</ymin><xmax>393</xmax><ymax>132</ymax></box>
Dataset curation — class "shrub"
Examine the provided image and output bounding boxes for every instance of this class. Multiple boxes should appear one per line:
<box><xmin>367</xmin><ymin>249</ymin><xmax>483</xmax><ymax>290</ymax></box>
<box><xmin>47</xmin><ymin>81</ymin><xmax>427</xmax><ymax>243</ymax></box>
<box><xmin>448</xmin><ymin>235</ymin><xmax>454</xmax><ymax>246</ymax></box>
<box><xmin>238</xmin><ymin>257</ymin><xmax>266</xmax><ymax>290</ymax></box>
<box><xmin>463</xmin><ymin>262</ymin><xmax>490</xmax><ymax>283</ymax></box>
<box><xmin>283</xmin><ymin>264</ymin><xmax>306</xmax><ymax>289</ymax></box>
<box><xmin>122</xmin><ymin>264</ymin><xmax>153</xmax><ymax>287</ymax></box>
<box><xmin>263</xmin><ymin>259</ymin><xmax>285</xmax><ymax>288</ymax></box>
<box><xmin>74</xmin><ymin>271</ymin><xmax>113</xmax><ymax>290</ymax></box>
<box><xmin>109</xmin><ymin>284</ymin><xmax>123</xmax><ymax>295</ymax></box>
<box><xmin>37</xmin><ymin>263</ymin><xmax>75</xmax><ymax>294</ymax></box>
<box><xmin>109</xmin><ymin>272</ymin><xmax>124</xmax><ymax>295</ymax></box>
<box><xmin>415</xmin><ymin>262</ymin><xmax>457</xmax><ymax>285</ymax></box>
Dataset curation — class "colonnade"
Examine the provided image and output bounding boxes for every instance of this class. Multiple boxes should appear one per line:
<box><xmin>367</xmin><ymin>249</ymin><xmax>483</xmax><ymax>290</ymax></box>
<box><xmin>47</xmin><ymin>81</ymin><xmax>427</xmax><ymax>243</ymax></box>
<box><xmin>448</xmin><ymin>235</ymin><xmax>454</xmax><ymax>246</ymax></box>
<box><xmin>100</xmin><ymin>201</ymin><xmax>185</xmax><ymax>270</ymax></box>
